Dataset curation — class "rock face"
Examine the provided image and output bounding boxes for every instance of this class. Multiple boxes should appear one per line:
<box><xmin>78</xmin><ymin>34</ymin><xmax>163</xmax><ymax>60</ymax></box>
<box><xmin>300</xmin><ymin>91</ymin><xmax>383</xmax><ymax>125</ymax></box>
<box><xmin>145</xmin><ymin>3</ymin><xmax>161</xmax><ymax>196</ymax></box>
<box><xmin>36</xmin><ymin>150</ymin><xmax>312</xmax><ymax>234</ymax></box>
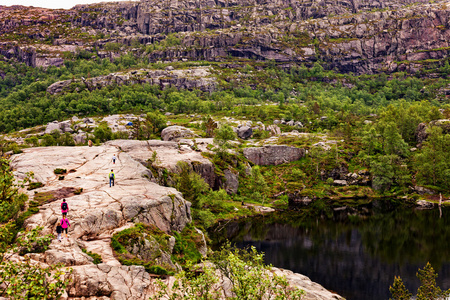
<box><xmin>106</xmin><ymin>139</ymin><xmax>217</xmax><ymax>188</ymax></box>
<box><xmin>243</xmin><ymin>145</ymin><xmax>305</xmax><ymax>166</ymax></box>
<box><xmin>161</xmin><ymin>125</ymin><xmax>196</xmax><ymax>141</ymax></box>
<box><xmin>12</xmin><ymin>145</ymin><xmax>191</xmax><ymax>236</ymax></box>
<box><xmin>9</xmin><ymin>143</ymin><xmax>194</xmax><ymax>299</ymax></box>
<box><xmin>416</xmin><ymin>119</ymin><xmax>450</xmax><ymax>146</ymax></box>
<box><xmin>223</xmin><ymin>169</ymin><xmax>239</xmax><ymax>194</ymax></box>
<box><xmin>273</xmin><ymin>268</ymin><xmax>344</xmax><ymax>300</ymax></box>
<box><xmin>46</xmin><ymin>68</ymin><xmax>216</xmax><ymax>95</ymax></box>
<box><xmin>8</xmin><ymin>141</ymin><xmax>344</xmax><ymax>300</ymax></box>
<box><xmin>2</xmin><ymin>1</ymin><xmax>450</xmax><ymax>74</ymax></box>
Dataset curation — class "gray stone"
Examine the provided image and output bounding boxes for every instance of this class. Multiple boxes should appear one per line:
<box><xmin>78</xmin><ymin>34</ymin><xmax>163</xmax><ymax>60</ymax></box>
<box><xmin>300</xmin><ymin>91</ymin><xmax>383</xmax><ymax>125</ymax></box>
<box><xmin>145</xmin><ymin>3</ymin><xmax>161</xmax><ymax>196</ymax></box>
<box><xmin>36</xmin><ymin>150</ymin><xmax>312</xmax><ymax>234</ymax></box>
<box><xmin>161</xmin><ymin>125</ymin><xmax>195</xmax><ymax>141</ymax></box>
<box><xmin>243</xmin><ymin>145</ymin><xmax>305</xmax><ymax>166</ymax></box>
<box><xmin>333</xmin><ymin>180</ymin><xmax>348</xmax><ymax>186</ymax></box>
<box><xmin>266</xmin><ymin>124</ymin><xmax>281</xmax><ymax>136</ymax></box>
<box><xmin>236</xmin><ymin>126</ymin><xmax>252</xmax><ymax>139</ymax></box>
<box><xmin>223</xmin><ymin>169</ymin><xmax>239</xmax><ymax>194</ymax></box>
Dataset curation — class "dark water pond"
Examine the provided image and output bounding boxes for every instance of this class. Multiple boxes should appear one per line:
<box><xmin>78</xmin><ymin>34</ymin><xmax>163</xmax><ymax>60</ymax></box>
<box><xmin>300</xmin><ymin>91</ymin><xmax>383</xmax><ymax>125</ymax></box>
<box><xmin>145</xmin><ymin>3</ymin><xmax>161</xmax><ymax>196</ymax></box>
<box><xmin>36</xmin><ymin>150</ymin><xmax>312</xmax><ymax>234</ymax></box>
<box><xmin>210</xmin><ymin>205</ymin><xmax>450</xmax><ymax>300</ymax></box>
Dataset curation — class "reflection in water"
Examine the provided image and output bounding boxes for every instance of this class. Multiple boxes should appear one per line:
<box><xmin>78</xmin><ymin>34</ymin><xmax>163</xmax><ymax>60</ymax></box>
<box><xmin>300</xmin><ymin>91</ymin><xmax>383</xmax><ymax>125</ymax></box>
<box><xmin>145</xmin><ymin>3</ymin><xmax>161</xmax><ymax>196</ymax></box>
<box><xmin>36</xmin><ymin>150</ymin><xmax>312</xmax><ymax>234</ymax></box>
<box><xmin>210</xmin><ymin>206</ymin><xmax>450</xmax><ymax>300</ymax></box>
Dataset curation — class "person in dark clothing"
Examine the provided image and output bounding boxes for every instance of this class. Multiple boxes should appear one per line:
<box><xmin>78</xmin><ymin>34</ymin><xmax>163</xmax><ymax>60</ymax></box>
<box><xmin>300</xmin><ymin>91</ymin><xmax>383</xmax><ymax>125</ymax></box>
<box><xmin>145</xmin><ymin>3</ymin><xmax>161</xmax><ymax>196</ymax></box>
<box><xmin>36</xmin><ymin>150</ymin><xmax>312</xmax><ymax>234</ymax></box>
<box><xmin>56</xmin><ymin>222</ymin><xmax>62</xmax><ymax>242</ymax></box>
<box><xmin>61</xmin><ymin>199</ymin><xmax>68</xmax><ymax>216</ymax></box>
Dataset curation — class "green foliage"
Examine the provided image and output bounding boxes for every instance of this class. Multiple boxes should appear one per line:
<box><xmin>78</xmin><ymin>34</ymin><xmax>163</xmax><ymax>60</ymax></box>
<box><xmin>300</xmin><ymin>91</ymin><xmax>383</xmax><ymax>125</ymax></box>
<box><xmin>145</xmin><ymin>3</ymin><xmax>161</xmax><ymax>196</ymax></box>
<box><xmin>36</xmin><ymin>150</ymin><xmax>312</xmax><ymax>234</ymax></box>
<box><xmin>81</xmin><ymin>248</ymin><xmax>103</xmax><ymax>264</ymax></box>
<box><xmin>172</xmin><ymin>224</ymin><xmax>203</xmax><ymax>265</ymax></box>
<box><xmin>151</xmin><ymin>243</ymin><xmax>304</xmax><ymax>300</ymax></box>
<box><xmin>142</xmin><ymin>111</ymin><xmax>167</xmax><ymax>139</ymax></box>
<box><xmin>416</xmin><ymin>262</ymin><xmax>450</xmax><ymax>300</ymax></box>
<box><xmin>0</xmin><ymin>260</ymin><xmax>71</xmax><ymax>300</ymax></box>
<box><xmin>53</xmin><ymin>168</ymin><xmax>66</xmax><ymax>175</ymax></box>
<box><xmin>414</xmin><ymin>126</ymin><xmax>450</xmax><ymax>189</ymax></box>
<box><xmin>111</xmin><ymin>223</ymin><xmax>176</xmax><ymax>275</ymax></box>
<box><xmin>390</xmin><ymin>262</ymin><xmax>450</xmax><ymax>300</ymax></box>
<box><xmin>93</xmin><ymin>122</ymin><xmax>112</xmax><ymax>142</ymax></box>
<box><xmin>238</xmin><ymin>166</ymin><xmax>269</xmax><ymax>204</ymax></box>
<box><xmin>213</xmin><ymin>124</ymin><xmax>237</xmax><ymax>154</ymax></box>
<box><xmin>0</xmin><ymin>158</ymin><xmax>32</xmax><ymax>223</ymax></box>
<box><xmin>175</xmin><ymin>161</ymin><xmax>210</xmax><ymax>209</ymax></box>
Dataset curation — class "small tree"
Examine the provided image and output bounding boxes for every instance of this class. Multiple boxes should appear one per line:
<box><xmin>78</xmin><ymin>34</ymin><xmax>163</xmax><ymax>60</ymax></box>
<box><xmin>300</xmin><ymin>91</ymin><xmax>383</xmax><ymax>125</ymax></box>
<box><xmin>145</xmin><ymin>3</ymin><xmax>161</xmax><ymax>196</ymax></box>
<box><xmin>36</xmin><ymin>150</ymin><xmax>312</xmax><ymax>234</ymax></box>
<box><xmin>94</xmin><ymin>123</ymin><xmax>113</xmax><ymax>142</ymax></box>
<box><xmin>175</xmin><ymin>161</ymin><xmax>210</xmax><ymax>209</ymax></box>
<box><xmin>416</xmin><ymin>262</ymin><xmax>450</xmax><ymax>300</ymax></box>
<box><xmin>389</xmin><ymin>276</ymin><xmax>412</xmax><ymax>300</ymax></box>
<box><xmin>202</xmin><ymin>116</ymin><xmax>218</xmax><ymax>138</ymax></box>
<box><xmin>390</xmin><ymin>263</ymin><xmax>450</xmax><ymax>300</ymax></box>
<box><xmin>213</xmin><ymin>124</ymin><xmax>236</xmax><ymax>155</ymax></box>
<box><xmin>143</xmin><ymin>111</ymin><xmax>167</xmax><ymax>139</ymax></box>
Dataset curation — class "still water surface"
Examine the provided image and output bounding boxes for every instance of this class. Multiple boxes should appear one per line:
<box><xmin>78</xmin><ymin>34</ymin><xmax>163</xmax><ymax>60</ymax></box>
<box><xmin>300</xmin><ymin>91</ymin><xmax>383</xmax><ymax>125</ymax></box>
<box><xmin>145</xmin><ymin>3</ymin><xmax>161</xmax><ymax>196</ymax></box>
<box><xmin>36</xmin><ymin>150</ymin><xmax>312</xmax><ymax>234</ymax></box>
<box><xmin>211</xmin><ymin>206</ymin><xmax>450</xmax><ymax>300</ymax></box>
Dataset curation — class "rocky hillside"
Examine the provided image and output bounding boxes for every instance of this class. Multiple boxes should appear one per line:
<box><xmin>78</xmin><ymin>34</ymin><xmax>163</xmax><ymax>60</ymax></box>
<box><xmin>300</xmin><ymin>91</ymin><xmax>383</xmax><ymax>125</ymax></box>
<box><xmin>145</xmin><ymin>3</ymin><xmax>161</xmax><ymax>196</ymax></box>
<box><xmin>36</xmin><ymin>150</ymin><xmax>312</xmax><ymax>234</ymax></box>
<box><xmin>1</xmin><ymin>0</ymin><xmax>450</xmax><ymax>74</ymax></box>
<box><xmin>9</xmin><ymin>141</ymin><xmax>343</xmax><ymax>299</ymax></box>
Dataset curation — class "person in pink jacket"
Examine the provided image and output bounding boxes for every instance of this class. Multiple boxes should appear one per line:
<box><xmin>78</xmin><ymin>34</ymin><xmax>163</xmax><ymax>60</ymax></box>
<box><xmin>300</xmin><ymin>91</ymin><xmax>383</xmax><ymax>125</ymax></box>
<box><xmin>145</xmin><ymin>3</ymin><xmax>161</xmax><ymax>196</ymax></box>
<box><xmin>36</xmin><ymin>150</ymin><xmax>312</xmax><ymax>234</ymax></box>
<box><xmin>60</xmin><ymin>215</ymin><xmax>70</xmax><ymax>239</ymax></box>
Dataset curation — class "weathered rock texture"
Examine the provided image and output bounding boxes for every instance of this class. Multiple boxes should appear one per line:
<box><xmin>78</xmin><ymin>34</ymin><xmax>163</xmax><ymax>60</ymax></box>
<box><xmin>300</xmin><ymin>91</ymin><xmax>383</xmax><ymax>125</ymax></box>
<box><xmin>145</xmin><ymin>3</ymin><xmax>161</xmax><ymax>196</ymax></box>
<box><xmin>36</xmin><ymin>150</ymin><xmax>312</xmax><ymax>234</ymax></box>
<box><xmin>244</xmin><ymin>145</ymin><xmax>305</xmax><ymax>166</ymax></box>
<box><xmin>10</xmin><ymin>143</ymin><xmax>194</xmax><ymax>299</ymax></box>
<box><xmin>106</xmin><ymin>139</ymin><xmax>217</xmax><ymax>188</ymax></box>
<box><xmin>161</xmin><ymin>125</ymin><xmax>196</xmax><ymax>141</ymax></box>
<box><xmin>2</xmin><ymin>0</ymin><xmax>450</xmax><ymax>74</ymax></box>
<box><xmin>46</xmin><ymin>68</ymin><xmax>216</xmax><ymax>94</ymax></box>
<box><xmin>8</xmin><ymin>141</ymin><xmax>343</xmax><ymax>299</ymax></box>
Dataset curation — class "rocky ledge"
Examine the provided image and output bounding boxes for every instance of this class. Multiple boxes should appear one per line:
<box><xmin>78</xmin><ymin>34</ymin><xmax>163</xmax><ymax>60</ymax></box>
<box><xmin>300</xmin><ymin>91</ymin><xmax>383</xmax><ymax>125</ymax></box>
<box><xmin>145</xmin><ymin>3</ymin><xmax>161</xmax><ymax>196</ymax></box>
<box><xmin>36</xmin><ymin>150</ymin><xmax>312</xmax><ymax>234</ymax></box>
<box><xmin>9</xmin><ymin>142</ymin><xmax>342</xmax><ymax>299</ymax></box>
<box><xmin>46</xmin><ymin>67</ymin><xmax>216</xmax><ymax>95</ymax></box>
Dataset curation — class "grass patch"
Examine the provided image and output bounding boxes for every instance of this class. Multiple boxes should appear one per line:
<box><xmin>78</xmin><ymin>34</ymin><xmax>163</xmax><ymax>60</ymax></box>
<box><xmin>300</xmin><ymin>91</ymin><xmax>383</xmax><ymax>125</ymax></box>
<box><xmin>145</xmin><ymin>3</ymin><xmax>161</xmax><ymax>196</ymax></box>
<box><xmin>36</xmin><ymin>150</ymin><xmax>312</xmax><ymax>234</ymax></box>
<box><xmin>81</xmin><ymin>248</ymin><xmax>103</xmax><ymax>264</ymax></box>
<box><xmin>53</xmin><ymin>168</ymin><xmax>67</xmax><ymax>175</ymax></box>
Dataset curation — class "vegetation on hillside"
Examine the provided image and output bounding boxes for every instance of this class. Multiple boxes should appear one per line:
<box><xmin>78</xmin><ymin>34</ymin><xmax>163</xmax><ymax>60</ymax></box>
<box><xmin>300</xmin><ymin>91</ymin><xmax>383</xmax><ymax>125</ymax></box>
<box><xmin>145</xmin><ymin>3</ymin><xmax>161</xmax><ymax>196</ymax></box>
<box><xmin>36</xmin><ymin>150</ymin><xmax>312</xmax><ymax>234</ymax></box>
<box><xmin>0</xmin><ymin>158</ymin><xmax>71</xmax><ymax>299</ymax></box>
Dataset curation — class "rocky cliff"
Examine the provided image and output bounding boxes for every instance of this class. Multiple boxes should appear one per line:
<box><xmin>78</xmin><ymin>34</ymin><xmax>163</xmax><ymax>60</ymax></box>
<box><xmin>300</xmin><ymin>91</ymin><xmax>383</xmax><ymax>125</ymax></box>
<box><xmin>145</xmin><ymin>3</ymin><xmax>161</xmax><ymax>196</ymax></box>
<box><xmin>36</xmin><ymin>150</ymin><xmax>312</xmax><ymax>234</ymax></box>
<box><xmin>1</xmin><ymin>0</ymin><xmax>450</xmax><ymax>74</ymax></box>
<box><xmin>7</xmin><ymin>142</ymin><xmax>342</xmax><ymax>299</ymax></box>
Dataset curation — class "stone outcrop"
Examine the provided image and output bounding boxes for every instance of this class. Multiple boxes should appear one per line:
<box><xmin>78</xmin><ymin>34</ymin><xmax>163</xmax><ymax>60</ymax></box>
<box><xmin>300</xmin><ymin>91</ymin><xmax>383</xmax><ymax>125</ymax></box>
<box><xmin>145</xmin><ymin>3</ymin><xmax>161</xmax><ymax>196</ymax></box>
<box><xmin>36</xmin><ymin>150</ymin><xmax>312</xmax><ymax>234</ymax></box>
<box><xmin>235</xmin><ymin>125</ymin><xmax>253</xmax><ymax>140</ymax></box>
<box><xmin>45</xmin><ymin>120</ymin><xmax>73</xmax><ymax>134</ymax></box>
<box><xmin>68</xmin><ymin>264</ymin><xmax>155</xmax><ymax>299</ymax></box>
<box><xmin>106</xmin><ymin>139</ymin><xmax>217</xmax><ymax>188</ymax></box>
<box><xmin>10</xmin><ymin>143</ymin><xmax>192</xmax><ymax>299</ymax></box>
<box><xmin>223</xmin><ymin>169</ymin><xmax>239</xmax><ymax>194</ymax></box>
<box><xmin>416</xmin><ymin>119</ymin><xmax>450</xmax><ymax>146</ymax></box>
<box><xmin>273</xmin><ymin>268</ymin><xmax>344</xmax><ymax>300</ymax></box>
<box><xmin>8</xmin><ymin>141</ymin><xmax>344</xmax><ymax>300</ymax></box>
<box><xmin>2</xmin><ymin>1</ymin><xmax>450</xmax><ymax>74</ymax></box>
<box><xmin>161</xmin><ymin>125</ymin><xmax>196</xmax><ymax>141</ymax></box>
<box><xmin>12</xmin><ymin>145</ymin><xmax>191</xmax><ymax>236</ymax></box>
<box><xmin>243</xmin><ymin>145</ymin><xmax>305</xmax><ymax>166</ymax></box>
<box><xmin>46</xmin><ymin>68</ymin><xmax>216</xmax><ymax>95</ymax></box>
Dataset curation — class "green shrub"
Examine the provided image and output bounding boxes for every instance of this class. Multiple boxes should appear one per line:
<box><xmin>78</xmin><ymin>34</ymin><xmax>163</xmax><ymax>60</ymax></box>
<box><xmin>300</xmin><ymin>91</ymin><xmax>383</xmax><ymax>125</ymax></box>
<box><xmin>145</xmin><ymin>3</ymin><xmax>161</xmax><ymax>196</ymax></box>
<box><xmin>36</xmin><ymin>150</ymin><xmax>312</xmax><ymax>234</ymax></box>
<box><xmin>53</xmin><ymin>168</ymin><xmax>66</xmax><ymax>175</ymax></box>
<box><xmin>81</xmin><ymin>248</ymin><xmax>103</xmax><ymax>264</ymax></box>
<box><xmin>27</xmin><ymin>182</ymin><xmax>44</xmax><ymax>190</ymax></box>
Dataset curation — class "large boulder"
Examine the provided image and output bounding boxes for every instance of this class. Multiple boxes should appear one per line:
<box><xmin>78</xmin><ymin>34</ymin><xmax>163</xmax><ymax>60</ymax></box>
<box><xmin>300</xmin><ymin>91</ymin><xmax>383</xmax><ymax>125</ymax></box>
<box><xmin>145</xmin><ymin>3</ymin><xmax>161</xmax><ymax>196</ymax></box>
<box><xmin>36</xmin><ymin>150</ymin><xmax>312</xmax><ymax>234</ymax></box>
<box><xmin>68</xmin><ymin>264</ymin><xmax>154</xmax><ymax>298</ymax></box>
<box><xmin>266</xmin><ymin>124</ymin><xmax>281</xmax><ymax>136</ymax></box>
<box><xmin>236</xmin><ymin>125</ymin><xmax>253</xmax><ymax>139</ymax></box>
<box><xmin>243</xmin><ymin>145</ymin><xmax>305</xmax><ymax>166</ymax></box>
<box><xmin>223</xmin><ymin>169</ymin><xmax>239</xmax><ymax>194</ymax></box>
<box><xmin>161</xmin><ymin>125</ymin><xmax>195</xmax><ymax>141</ymax></box>
<box><xmin>44</xmin><ymin>120</ymin><xmax>73</xmax><ymax>134</ymax></box>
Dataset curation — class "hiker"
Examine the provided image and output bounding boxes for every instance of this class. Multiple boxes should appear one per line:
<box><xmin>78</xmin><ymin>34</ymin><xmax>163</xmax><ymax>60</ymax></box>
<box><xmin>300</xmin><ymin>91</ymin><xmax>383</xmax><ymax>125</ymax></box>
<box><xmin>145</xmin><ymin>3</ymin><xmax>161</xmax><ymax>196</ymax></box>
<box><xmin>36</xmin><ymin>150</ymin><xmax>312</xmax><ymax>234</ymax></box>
<box><xmin>109</xmin><ymin>169</ymin><xmax>115</xmax><ymax>187</ymax></box>
<box><xmin>61</xmin><ymin>199</ymin><xmax>68</xmax><ymax>216</ymax></box>
<box><xmin>112</xmin><ymin>154</ymin><xmax>117</xmax><ymax>164</ymax></box>
<box><xmin>88</xmin><ymin>140</ymin><xmax>93</xmax><ymax>147</ymax></box>
<box><xmin>56</xmin><ymin>222</ymin><xmax>62</xmax><ymax>242</ymax></box>
<box><xmin>60</xmin><ymin>215</ymin><xmax>70</xmax><ymax>239</ymax></box>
